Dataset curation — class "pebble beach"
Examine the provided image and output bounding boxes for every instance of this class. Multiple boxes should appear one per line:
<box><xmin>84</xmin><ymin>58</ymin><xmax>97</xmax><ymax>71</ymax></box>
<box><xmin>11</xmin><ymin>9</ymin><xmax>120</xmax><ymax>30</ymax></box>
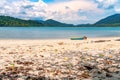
<box><xmin>0</xmin><ymin>37</ymin><xmax>120</xmax><ymax>80</ymax></box>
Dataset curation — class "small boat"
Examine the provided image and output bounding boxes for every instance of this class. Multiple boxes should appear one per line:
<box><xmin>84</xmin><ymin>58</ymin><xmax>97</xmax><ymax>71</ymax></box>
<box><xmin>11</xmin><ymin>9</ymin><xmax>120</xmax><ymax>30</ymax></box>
<box><xmin>70</xmin><ymin>37</ymin><xmax>84</xmax><ymax>40</ymax></box>
<box><xmin>70</xmin><ymin>36</ymin><xmax>87</xmax><ymax>40</ymax></box>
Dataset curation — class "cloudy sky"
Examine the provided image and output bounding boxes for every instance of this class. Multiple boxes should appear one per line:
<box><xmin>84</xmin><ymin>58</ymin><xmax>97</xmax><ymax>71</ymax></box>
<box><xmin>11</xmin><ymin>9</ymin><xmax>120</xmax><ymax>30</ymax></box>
<box><xmin>0</xmin><ymin>0</ymin><xmax>120</xmax><ymax>24</ymax></box>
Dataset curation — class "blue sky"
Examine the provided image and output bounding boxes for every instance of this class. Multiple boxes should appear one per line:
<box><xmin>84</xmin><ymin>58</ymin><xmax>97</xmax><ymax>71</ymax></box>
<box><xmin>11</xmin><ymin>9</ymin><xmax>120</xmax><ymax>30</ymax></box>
<box><xmin>43</xmin><ymin>0</ymin><xmax>54</xmax><ymax>3</ymax></box>
<box><xmin>30</xmin><ymin>0</ymin><xmax>54</xmax><ymax>3</ymax></box>
<box><xmin>0</xmin><ymin>0</ymin><xmax>120</xmax><ymax>24</ymax></box>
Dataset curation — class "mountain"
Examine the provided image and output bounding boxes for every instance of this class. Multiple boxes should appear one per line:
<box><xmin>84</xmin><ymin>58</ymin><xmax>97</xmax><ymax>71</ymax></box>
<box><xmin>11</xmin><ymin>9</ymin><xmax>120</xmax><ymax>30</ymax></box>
<box><xmin>36</xmin><ymin>19</ymin><xmax>74</xmax><ymax>27</ymax></box>
<box><xmin>1</xmin><ymin>14</ymin><xmax>120</xmax><ymax>27</ymax></box>
<box><xmin>0</xmin><ymin>16</ymin><xmax>74</xmax><ymax>27</ymax></box>
<box><xmin>0</xmin><ymin>16</ymin><xmax>43</xmax><ymax>27</ymax></box>
<box><xmin>76</xmin><ymin>24</ymin><xmax>92</xmax><ymax>27</ymax></box>
<box><xmin>94</xmin><ymin>14</ymin><xmax>120</xmax><ymax>27</ymax></box>
<box><xmin>44</xmin><ymin>19</ymin><xmax>65</xmax><ymax>26</ymax></box>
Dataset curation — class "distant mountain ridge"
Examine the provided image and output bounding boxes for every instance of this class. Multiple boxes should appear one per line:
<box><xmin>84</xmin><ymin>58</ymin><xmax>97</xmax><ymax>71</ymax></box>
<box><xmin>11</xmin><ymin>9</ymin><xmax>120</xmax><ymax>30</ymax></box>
<box><xmin>0</xmin><ymin>16</ymin><xmax>43</xmax><ymax>27</ymax></box>
<box><xmin>94</xmin><ymin>14</ymin><xmax>120</xmax><ymax>27</ymax></box>
<box><xmin>0</xmin><ymin>16</ymin><xmax>74</xmax><ymax>27</ymax></box>
<box><xmin>0</xmin><ymin>14</ymin><xmax>120</xmax><ymax>27</ymax></box>
<box><xmin>35</xmin><ymin>19</ymin><xmax>74</xmax><ymax>27</ymax></box>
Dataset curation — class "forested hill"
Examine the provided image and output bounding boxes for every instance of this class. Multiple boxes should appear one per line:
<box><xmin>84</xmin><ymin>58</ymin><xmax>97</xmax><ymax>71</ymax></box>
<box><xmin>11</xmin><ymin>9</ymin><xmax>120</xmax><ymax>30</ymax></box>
<box><xmin>35</xmin><ymin>19</ymin><xmax>74</xmax><ymax>27</ymax></box>
<box><xmin>0</xmin><ymin>16</ymin><xmax>43</xmax><ymax>27</ymax></box>
<box><xmin>0</xmin><ymin>16</ymin><xmax>74</xmax><ymax>27</ymax></box>
<box><xmin>0</xmin><ymin>14</ymin><xmax>120</xmax><ymax>27</ymax></box>
<box><xmin>94</xmin><ymin>14</ymin><xmax>120</xmax><ymax>27</ymax></box>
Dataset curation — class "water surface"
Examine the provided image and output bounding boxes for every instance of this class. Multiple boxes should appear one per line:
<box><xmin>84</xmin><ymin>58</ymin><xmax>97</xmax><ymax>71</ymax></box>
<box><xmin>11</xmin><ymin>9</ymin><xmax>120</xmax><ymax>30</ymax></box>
<box><xmin>0</xmin><ymin>27</ymin><xmax>120</xmax><ymax>39</ymax></box>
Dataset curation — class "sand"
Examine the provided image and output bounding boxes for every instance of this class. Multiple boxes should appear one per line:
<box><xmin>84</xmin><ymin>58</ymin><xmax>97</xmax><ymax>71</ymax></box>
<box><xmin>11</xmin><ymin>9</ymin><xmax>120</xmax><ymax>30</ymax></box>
<box><xmin>0</xmin><ymin>37</ymin><xmax>120</xmax><ymax>80</ymax></box>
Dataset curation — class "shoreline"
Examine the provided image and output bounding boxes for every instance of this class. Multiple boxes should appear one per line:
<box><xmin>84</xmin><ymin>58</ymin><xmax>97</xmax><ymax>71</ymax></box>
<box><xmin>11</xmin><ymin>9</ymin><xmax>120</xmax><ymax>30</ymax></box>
<box><xmin>0</xmin><ymin>36</ymin><xmax>119</xmax><ymax>40</ymax></box>
<box><xmin>0</xmin><ymin>37</ymin><xmax>119</xmax><ymax>79</ymax></box>
<box><xmin>0</xmin><ymin>37</ymin><xmax>119</xmax><ymax>45</ymax></box>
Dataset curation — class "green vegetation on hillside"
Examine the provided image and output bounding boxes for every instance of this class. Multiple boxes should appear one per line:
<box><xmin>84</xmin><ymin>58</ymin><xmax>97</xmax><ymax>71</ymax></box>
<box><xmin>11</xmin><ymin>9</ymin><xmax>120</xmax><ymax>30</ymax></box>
<box><xmin>0</xmin><ymin>16</ymin><xmax>43</xmax><ymax>27</ymax></box>
<box><xmin>35</xmin><ymin>19</ymin><xmax>74</xmax><ymax>27</ymax></box>
<box><xmin>94</xmin><ymin>14</ymin><xmax>120</xmax><ymax>27</ymax></box>
<box><xmin>0</xmin><ymin>14</ymin><xmax>120</xmax><ymax>27</ymax></box>
<box><xmin>0</xmin><ymin>16</ymin><xmax>74</xmax><ymax>27</ymax></box>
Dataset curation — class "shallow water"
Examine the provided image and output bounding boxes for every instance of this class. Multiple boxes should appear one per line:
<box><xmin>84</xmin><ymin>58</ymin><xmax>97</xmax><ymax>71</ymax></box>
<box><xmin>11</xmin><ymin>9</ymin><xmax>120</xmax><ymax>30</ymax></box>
<box><xmin>0</xmin><ymin>27</ymin><xmax>120</xmax><ymax>39</ymax></box>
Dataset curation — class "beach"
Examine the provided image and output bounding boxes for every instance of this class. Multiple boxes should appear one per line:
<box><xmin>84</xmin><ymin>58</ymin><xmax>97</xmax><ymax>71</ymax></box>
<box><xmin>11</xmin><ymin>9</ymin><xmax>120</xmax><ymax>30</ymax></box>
<box><xmin>0</xmin><ymin>37</ymin><xmax>120</xmax><ymax>80</ymax></box>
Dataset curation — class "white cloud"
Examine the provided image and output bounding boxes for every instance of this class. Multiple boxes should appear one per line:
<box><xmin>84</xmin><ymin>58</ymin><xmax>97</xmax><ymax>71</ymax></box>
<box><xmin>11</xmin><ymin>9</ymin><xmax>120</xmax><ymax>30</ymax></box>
<box><xmin>44</xmin><ymin>0</ymin><xmax>104</xmax><ymax>24</ymax></box>
<box><xmin>0</xmin><ymin>0</ymin><xmax>47</xmax><ymax>19</ymax></box>
<box><xmin>114</xmin><ymin>1</ymin><xmax>120</xmax><ymax>13</ymax></box>
<box><xmin>95</xmin><ymin>0</ymin><xmax>120</xmax><ymax>13</ymax></box>
<box><xmin>95</xmin><ymin>0</ymin><xmax>120</xmax><ymax>11</ymax></box>
<box><xmin>95</xmin><ymin>0</ymin><xmax>117</xmax><ymax>9</ymax></box>
<box><xmin>0</xmin><ymin>0</ymin><xmax>116</xmax><ymax>24</ymax></box>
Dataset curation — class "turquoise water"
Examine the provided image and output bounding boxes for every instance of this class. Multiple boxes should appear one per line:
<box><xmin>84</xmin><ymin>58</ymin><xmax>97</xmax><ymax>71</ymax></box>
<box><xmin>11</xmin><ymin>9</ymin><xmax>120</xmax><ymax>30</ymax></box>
<box><xmin>0</xmin><ymin>27</ymin><xmax>120</xmax><ymax>39</ymax></box>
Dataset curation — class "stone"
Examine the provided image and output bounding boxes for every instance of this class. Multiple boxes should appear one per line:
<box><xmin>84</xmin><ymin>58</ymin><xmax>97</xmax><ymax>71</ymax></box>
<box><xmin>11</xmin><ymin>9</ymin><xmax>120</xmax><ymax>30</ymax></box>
<box><xmin>108</xmin><ymin>67</ymin><xmax>118</xmax><ymax>73</ymax></box>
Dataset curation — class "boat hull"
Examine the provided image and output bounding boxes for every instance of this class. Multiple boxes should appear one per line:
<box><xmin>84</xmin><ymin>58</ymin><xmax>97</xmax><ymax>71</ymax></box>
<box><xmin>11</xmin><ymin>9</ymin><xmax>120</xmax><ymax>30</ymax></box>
<box><xmin>70</xmin><ymin>37</ymin><xmax>84</xmax><ymax>40</ymax></box>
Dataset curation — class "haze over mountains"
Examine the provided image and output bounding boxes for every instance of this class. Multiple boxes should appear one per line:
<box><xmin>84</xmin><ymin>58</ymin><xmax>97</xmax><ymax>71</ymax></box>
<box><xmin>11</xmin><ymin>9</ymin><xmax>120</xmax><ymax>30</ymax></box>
<box><xmin>0</xmin><ymin>14</ymin><xmax>120</xmax><ymax>27</ymax></box>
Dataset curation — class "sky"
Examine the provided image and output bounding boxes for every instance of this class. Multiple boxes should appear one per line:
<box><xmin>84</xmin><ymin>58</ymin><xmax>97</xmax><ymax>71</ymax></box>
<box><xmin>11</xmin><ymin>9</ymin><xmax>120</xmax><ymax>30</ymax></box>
<box><xmin>0</xmin><ymin>0</ymin><xmax>120</xmax><ymax>24</ymax></box>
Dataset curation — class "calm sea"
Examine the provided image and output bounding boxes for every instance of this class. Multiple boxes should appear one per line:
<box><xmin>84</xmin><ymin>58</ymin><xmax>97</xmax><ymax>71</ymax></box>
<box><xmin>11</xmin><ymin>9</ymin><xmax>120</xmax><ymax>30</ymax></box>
<box><xmin>0</xmin><ymin>27</ymin><xmax>120</xmax><ymax>39</ymax></box>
